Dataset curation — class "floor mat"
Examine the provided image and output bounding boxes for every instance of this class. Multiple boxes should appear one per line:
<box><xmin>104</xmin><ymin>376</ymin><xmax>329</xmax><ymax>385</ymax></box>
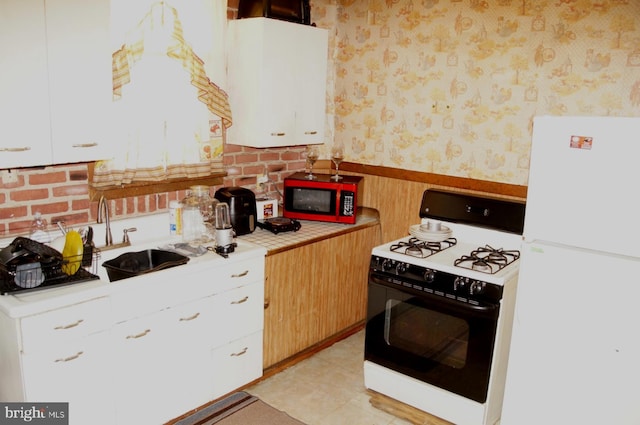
<box><xmin>173</xmin><ymin>391</ymin><xmax>305</xmax><ymax>425</ymax></box>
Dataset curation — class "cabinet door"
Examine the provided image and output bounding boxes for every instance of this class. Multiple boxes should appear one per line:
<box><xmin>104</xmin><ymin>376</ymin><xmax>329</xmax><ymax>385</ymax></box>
<box><xmin>258</xmin><ymin>19</ymin><xmax>297</xmax><ymax>146</ymax></box>
<box><xmin>263</xmin><ymin>223</ymin><xmax>380</xmax><ymax>367</ymax></box>
<box><xmin>0</xmin><ymin>0</ymin><xmax>52</xmax><ymax>168</ymax></box>
<box><xmin>112</xmin><ymin>311</ymin><xmax>175</xmax><ymax>425</ymax></box>
<box><xmin>21</xmin><ymin>332</ymin><xmax>114</xmax><ymax>425</ymax></box>
<box><xmin>227</xmin><ymin>18</ymin><xmax>328</xmax><ymax>148</ymax></box>
<box><xmin>293</xmin><ymin>24</ymin><xmax>328</xmax><ymax>145</ymax></box>
<box><xmin>210</xmin><ymin>331</ymin><xmax>263</xmax><ymax>400</ymax></box>
<box><xmin>164</xmin><ymin>296</ymin><xmax>217</xmax><ymax>420</ymax></box>
<box><xmin>47</xmin><ymin>0</ymin><xmax>113</xmax><ymax>164</ymax></box>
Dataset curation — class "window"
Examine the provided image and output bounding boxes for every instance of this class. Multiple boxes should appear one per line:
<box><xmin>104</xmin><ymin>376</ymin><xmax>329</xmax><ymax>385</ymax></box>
<box><xmin>92</xmin><ymin>0</ymin><xmax>230</xmax><ymax>190</ymax></box>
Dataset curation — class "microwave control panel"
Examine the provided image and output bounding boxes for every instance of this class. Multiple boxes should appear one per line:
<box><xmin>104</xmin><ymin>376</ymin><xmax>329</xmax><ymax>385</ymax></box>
<box><xmin>341</xmin><ymin>191</ymin><xmax>355</xmax><ymax>216</ymax></box>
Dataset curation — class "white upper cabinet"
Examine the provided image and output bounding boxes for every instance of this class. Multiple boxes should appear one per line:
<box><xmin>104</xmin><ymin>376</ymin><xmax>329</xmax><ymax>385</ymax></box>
<box><xmin>226</xmin><ymin>18</ymin><xmax>328</xmax><ymax>148</ymax></box>
<box><xmin>47</xmin><ymin>0</ymin><xmax>113</xmax><ymax>164</ymax></box>
<box><xmin>0</xmin><ymin>0</ymin><xmax>52</xmax><ymax>168</ymax></box>
<box><xmin>0</xmin><ymin>0</ymin><xmax>112</xmax><ymax>169</ymax></box>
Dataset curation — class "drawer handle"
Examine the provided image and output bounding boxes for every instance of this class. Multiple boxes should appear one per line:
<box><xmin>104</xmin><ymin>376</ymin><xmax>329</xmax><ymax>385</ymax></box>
<box><xmin>55</xmin><ymin>351</ymin><xmax>83</xmax><ymax>363</ymax></box>
<box><xmin>304</xmin><ymin>130</ymin><xmax>318</xmax><ymax>135</ymax></box>
<box><xmin>230</xmin><ymin>347</ymin><xmax>248</xmax><ymax>357</ymax></box>
<box><xmin>231</xmin><ymin>270</ymin><xmax>249</xmax><ymax>278</ymax></box>
<box><xmin>270</xmin><ymin>132</ymin><xmax>286</xmax><ymax>137</ymax></box>
<box><xmin>179</xmin><ymin>312</ymin><xmax>201</xmax><ymax>321</ymax></box>
<box><xmin>231</xmin><ymin>296</ymin><xmax>248</xmax><ymax>305</ymax></box>
<box><xmin>0</xmin><ymin>146</ymin><xmax>31</xmax><ymax>152</ymax></box>
<box><xmin>54</xmin><ymin>319</ymin><xmax>84</xmax><ymax>330</ymax></box>
<box><xmin>126</xmin><ymin>329</ymin><xmax>151</xmax><ymax>339</ymax></box>
<box><xmin>71</xmin><ymin>142</ymin><xmax>98</xmax><ymax>148</ymax></box>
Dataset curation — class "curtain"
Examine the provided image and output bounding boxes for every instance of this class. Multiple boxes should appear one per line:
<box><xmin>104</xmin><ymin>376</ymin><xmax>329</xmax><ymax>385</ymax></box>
<box><xmin>93</xmin><ymin>0</ymin><xmax>230</xmax><ymax>187</ymax></box>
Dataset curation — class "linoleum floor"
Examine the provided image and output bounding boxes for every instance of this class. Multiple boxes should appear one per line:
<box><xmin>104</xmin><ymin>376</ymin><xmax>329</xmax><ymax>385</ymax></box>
<box><xmin>246</xmin><ymin>330</ymin><xmax>412</xmax><ymax>425</ymax></box>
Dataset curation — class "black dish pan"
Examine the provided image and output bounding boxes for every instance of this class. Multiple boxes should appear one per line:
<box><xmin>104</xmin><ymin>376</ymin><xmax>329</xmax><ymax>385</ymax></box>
<box><xmin>102</xmin><ymin>249</ymin><xmax>189</xmax><ymax>282</ymax></box>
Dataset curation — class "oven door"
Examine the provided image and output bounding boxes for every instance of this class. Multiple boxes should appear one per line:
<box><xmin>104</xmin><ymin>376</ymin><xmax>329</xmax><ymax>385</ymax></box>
<box><xmin>365</xmin><ymin>275</ymin><xmax>500</xmax><ymax>403</ymax></box>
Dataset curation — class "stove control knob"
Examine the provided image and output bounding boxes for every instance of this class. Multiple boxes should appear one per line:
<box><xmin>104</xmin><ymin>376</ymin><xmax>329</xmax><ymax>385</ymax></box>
<box><xmin>395</xmin><ymin>262</ymin><xmax>408</xmax><ymax>274</ymax></box>
<box><xmin>454</xmin><ymin>276</ymin><xmax>467</xmax><ymax>291</ymax></box>
<box><xmin>382</xmin><ymin>259</ymin><xmax>395</xmax><ymax>271</ymax></box>
<box><xmin>423</xmin><ymin>269</ymin><xmax>435</xmax><ymax>283</ymax></box>
<box><xmin>470</xmin><ymin>280</ymin><xmax>485</xmax><ymax>295</ymax></box>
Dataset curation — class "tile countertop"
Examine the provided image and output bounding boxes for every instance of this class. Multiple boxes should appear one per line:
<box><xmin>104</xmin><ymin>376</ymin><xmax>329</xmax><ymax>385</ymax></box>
<box><xmin>239</xmin><ymin>207</ymin><xmax>381</xmax><ymax>255</ymax></box>
<box><xmin>0</xmin><ymin>208</ymin><xmax>379</xmax><ymax>317</ymax></box>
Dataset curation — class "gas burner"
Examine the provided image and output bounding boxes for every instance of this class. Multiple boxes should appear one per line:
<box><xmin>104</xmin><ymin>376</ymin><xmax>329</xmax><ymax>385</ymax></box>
<box><xmin>454</xmin><ymin>245</ymin><xmax>520</xmax><ymax>274</ymax></box>
<box><xmin>390</xmin><ymin>237</ymin><xmax>457</xmax><ymax>258</ymax></box>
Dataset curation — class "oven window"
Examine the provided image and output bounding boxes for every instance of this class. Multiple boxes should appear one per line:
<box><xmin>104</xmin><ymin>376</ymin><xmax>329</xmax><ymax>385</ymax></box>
<box><xmin>385</xmin><ymin>299</ymin><xmax>469</xmax><ymax>369</ymax></box>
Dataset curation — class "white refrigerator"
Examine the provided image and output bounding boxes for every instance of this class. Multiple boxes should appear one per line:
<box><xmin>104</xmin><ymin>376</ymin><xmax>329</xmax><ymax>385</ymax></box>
<box><xmin>501</xmin><ymin>116</ymin><xmax>640</xmax><ymax>425</ymax></box>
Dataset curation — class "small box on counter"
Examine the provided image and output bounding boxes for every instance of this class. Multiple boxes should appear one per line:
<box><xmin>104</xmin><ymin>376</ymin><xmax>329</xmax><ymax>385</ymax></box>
<box><xmin>256</xmin><ymin>198</ymin><xmax>278</xmax><ymax>220</ymax></box>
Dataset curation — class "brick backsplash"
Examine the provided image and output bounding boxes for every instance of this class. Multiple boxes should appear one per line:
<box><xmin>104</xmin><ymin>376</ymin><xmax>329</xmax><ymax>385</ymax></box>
<box><xmin>1</xmin><ymin>164</ymin><xmax>91</xmax><ymax>236</ymax></box>
<box><xmin>0</xmin><ymin>143</ymin><xmax>309</xmax><ymax>238</ymax></box>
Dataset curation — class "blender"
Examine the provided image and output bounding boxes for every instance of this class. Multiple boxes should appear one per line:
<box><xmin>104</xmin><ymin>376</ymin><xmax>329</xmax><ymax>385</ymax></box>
<box><xmin>214</xmin><ymin>202</ymin><xmax>236</xmax><ymax>256</ymax></box>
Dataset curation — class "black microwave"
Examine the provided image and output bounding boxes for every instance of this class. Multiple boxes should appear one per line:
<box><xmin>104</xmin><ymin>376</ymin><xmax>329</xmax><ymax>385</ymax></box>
<box><xmin>237</xmin><ymin>0</ymin><xmax>311</xmax><ymax>25</ymax></box>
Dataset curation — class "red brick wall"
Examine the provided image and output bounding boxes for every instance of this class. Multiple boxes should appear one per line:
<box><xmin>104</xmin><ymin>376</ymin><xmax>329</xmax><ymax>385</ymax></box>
<box><xmin>1</xmin><ymin>164</ymin><xmax>90</xmax><ymax>236</ymax></box>
<box><xmin>0</xmin><ymin>146</ymin><xmax>307</xmax><ymax>239</ymax></box>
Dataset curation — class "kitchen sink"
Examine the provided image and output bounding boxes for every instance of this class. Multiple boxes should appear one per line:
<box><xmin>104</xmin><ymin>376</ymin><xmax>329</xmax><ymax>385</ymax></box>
<box><xmin>102</xmin><ymin>249</ymin><xmax>189</xmax><ymax>282</ymax></box>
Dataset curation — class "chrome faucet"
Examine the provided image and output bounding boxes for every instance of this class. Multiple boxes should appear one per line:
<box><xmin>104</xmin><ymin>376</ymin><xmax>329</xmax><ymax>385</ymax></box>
<box><xmin>97</xmin><ymin>196</ymin><xmax>113</xmax><ymax>247</ymax></box>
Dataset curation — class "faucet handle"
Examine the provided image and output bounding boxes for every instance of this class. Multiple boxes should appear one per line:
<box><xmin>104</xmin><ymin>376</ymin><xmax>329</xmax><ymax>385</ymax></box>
<box><xmin>122</xmin><ymin>227</ymin><xmax>137</xmax><ymax>244</ymax></box>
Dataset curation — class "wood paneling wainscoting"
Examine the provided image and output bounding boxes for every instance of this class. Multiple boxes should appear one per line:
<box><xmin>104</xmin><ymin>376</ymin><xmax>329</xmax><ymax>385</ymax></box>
<box><xmin>313</xmin><ymin>160</ymin><xmax>527</xmax><ymax>244</ymax></box>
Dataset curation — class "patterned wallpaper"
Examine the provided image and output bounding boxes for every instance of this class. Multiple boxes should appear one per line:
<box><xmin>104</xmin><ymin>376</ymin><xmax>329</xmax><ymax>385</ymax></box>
<box><xmin>312</xmin><ymin>0</ymin><xmax>640</xmax><ymax>186</ymax></box>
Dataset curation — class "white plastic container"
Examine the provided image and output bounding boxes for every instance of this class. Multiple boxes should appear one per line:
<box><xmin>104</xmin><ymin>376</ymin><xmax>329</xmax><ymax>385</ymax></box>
<box><xmin>169</xmin><ymin>201</ymin><xmax>182</xmax><ymax>235</ymax></box>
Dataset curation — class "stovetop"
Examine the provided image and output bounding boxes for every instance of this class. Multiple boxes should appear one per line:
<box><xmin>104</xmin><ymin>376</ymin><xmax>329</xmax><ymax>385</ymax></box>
<box><xmin>373</xmin><ymin>239</ymin><xmax>520</xmax><ymax>286</ymax></box>
<box><xmin>372</xmin><ymin>189</ymin><xmax>526</xmax><ymax>286</ymax></box>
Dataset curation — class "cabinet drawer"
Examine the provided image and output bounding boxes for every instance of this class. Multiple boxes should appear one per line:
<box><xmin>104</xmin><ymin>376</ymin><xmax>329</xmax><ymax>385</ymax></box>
<box><xmin>210</xmin><ymin>331</ymin><xmax>263</xmax><ymax>400</ymax></box>
<box><xmin>213</xmin><ymin>282</ymin><xmax>264</xmax><ymax>348</ymax></box>
<box><xmin>168</xmin><ymin>296</ymin><xmax>216</xmax><ymax>349</ymax></box>
<box><xmin>20</xmin><ymin>297</ymin><xmax>110</xmax><ymax>353</ymax></box>
<box><xmin>209</xmin><ymin>257</ymin><xmax>265</xmax><ymax>294</ymax></box>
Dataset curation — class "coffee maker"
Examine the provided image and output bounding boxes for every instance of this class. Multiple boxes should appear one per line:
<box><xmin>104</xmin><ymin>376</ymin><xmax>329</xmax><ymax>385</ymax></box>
<box><xmin>213</xmin><ymin>187</ymin><xmax>257</xmax><ymax>236</ymax></box>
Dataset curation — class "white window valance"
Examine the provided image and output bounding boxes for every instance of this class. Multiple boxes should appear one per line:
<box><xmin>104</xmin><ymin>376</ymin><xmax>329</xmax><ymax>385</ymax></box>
<box><xmin>93</xmin><ymin>0</ymin><xmax>229</xmax><ymax>188</ymax></box>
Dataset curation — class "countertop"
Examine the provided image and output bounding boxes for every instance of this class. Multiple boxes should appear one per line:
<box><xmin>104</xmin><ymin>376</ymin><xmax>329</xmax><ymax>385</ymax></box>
<box><xmin>0</xmin><ymin>207</ymin><xmax>380</xmax><ymax>317</ymax></box>
<box><xmin>239</xmin><ymin>207</ymin><xmax>380</xmax><ymax>255</ymax></box>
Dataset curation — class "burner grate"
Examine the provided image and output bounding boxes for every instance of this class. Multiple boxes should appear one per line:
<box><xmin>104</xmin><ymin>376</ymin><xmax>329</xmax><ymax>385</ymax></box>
<box><xmin>454</xmin><ymin>245</ymin><xmax>520</xmax><ymax>274</ymax></box>
<box><xmin>390</xmin><ymin>237</ymin><xmax>457</xmax><ymax>258</ymax></box>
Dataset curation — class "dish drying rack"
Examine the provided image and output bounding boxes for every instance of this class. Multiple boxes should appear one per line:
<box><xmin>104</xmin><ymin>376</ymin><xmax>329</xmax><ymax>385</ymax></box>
<box><xmin>0</xmin><ymin>237</ymin><xmax>101</xmax><ymax>295</ymax></box>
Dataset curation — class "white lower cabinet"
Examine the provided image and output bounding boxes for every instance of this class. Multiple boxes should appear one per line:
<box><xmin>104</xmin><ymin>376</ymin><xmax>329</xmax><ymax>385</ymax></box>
<box><xmin>111</xmin><ymin>310</ymin><xmax>174</xmax><ymax>425</ymax></box>
<box><xmin>211</xmin><ymin>331</ymin><xmax>263</xmax><ymax>400</ymax></box>
<box><xmin>0</xmin><ymin>297</ymin><xmax>113</xmax><ymax>425</ymax></box>
<box><xmin>21</xmin><ymin>332</ymin><xmax>114</xmax><ymax>425</ymax></box>
<box><xmin>111</xmin><ymin>280</ymin><xmax>265</xmax><ymax>424</ymax></box>
<box><xmin>212</xmin><ymin>282</ymin><xmax>264</xmax><ymax>348</ymax></box>
<box><xmin>167</xmin><ymin>296</ymin><xmax>219</xmax><ymax>418</ymax></box>
<box><xmin>0</xmin><ymin>243</ymin><xmax>266</xmax><ymax>425</ymax></box>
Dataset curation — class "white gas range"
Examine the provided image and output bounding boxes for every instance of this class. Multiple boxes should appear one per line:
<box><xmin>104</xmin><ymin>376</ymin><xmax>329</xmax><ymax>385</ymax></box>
<box><xmin>364</xmin><ymin>189</ymin><xmax>525</xmax><ymax>425</ymax></box>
